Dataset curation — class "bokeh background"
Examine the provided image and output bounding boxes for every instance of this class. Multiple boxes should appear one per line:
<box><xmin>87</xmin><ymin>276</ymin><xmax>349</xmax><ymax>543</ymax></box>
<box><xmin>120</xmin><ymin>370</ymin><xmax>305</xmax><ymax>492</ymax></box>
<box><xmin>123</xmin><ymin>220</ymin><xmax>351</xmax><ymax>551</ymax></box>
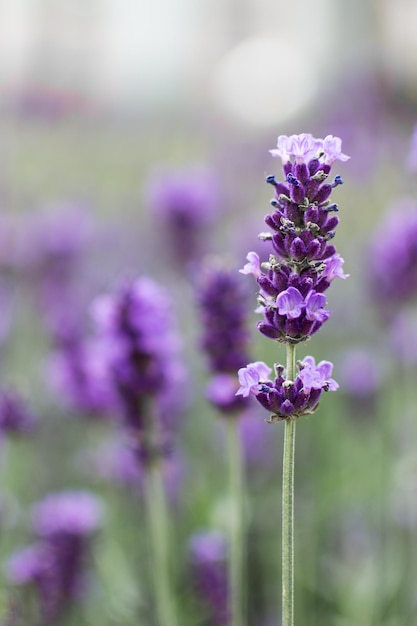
<box><xmin>1</xmin><ymin>1</ymin><xmax>417</xmax><ymax>625</ymax></box>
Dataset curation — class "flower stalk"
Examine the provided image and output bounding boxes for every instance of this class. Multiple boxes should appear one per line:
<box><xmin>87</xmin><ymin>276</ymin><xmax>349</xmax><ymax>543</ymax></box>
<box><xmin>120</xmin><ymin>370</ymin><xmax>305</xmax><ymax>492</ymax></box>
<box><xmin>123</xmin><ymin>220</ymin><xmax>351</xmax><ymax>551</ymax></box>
<box><xmin>144</xmin><ymin>455</ymin><xmax>177</xmax><ymax>626</ymax></box>
<box><xmin>282</xmin><ymin>343</ymin><xmax>297</xmax><ymax>626</ymax></box>
<box><xmin>227</xmin><ymin>416</ymin><xmax>245</xmax><ymax>626</ymax></box>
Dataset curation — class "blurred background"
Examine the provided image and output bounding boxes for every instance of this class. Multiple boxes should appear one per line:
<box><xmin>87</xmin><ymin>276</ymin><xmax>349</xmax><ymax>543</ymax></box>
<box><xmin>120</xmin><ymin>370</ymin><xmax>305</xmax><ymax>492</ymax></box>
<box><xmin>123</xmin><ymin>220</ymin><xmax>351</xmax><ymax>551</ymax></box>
<box><xmin>1</xmin><ymin>1</ymin><xmax>417</xmax><ymax>625</ymax></box>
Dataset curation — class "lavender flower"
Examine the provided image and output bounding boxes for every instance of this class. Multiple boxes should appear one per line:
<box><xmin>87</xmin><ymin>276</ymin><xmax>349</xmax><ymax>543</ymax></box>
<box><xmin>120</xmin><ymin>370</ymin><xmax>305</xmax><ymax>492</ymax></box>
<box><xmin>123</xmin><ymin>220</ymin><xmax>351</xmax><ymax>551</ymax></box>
<box><xmin>197</xmin><ymin>260</ymin><xmax>252</xmax><ymax>414</ymax></box>
<box><xmin>241</xmin><ymin>133</ymin><xmax>348</xmax><ymax>345</ymax></box>
<box><xmin>239</xmin><ymin>133</ymin><xmax>348</xmax><ymax>421</ymax></box>
<box><xmin>189</xmin><ymin>531</ymin><xmax>229</xmax><ymax>626</ymax></box>
<box><xmin>369</xmin><ymin>202</ymin><xmax>417</xmax><ymax>319</ymax></box>
<box><xmin>91</xmin><ymin>277</ymin><xmax>185</xmax><ymax>459</ymax></box>
<box><xmin>146</xmin><ymin>167</ymin><xmax>220</xmax><ymax>270</ymax></box>
<box><xmin>236</xmin><ymin>357</ymin><xmax>338</xmax><ymax>423</ymax></box>
<box><xmin>7</xmin><ymin>491</ymin><xmax>103</xmax><ymax>624</ymax></box>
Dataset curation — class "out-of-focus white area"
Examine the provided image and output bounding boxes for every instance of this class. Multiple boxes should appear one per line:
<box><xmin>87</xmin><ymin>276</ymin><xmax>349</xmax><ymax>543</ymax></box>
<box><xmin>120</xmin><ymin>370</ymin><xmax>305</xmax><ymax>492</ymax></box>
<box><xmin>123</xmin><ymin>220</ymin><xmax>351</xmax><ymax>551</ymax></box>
<box><xmin>0</xmin><ymin>0</ymin><xmax>413</xmax><ymax>126</ymax></box>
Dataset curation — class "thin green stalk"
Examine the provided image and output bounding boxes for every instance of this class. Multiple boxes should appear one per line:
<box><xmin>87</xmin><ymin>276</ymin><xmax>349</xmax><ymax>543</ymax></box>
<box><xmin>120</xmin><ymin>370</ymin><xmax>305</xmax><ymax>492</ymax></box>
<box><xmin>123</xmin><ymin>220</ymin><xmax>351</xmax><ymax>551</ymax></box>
<box><xmin>226</xmin><ymin>416</ymin><xmax>246</xmax><ymax>626</ymax></box>
<box><xmin>144</xmin><ymin>457</ymin><xmax>177</xmax><ymax>626</ymax></box>
<box><xmin>282</xmin><ymin>342</ymin><xmax>297</xmax><ymax>626</ymax></box>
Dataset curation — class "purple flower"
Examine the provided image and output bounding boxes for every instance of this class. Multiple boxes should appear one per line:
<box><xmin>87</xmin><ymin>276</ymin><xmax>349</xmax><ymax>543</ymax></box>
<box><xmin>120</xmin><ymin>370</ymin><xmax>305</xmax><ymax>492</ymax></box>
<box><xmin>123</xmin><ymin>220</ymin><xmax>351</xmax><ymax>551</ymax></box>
<box><xmin>189</xmin><ymin>531</ymin><xmax>229</xmax><ymax>626</ymax></box>
<box><xmin>197</xmin><ymin>261</ymin><xmax>253</xmax><ymax>414</ymax></box>
<box><xmin>239</xmin><ymin>251</ymin><xmax>262</xmax><ymax>278</ymax></box>
<box><xmin>6</xmin><ymin>544</ymin><xmax>48</xmax><ymax>585</ymax></box>
<box><xmin>304</xmin><ymin>291</ymin><xmax>330</xmax><ymax>322</ymax></box>
<box><xmin>7</xmin><ymin>491</ymin><xmax>104</xmax><ymax>624</ymax></box>
<box><xmin>322</xmin><ymin>135</ymin><xmax>351</xmax><ymax>164</ymax></box>
<box><xmin>269</xmin><ymin>134</ymin><xmax>323</xmax><ymax>164</ymax></box>
<box><xmin>246</xmin><ymin>357</ymin><xmax>337</xmax><ymax>422</ymax></box>
<box><xmin>238</xmin><ymin>132</ymin><xmax>347</xmax><ymax>421</ymax></box>
<box><xmin>369</xmin><ymin>202</ymin><xmax>417</xmax><ymax>318</ymax></box>
<box><xmin>298</xmin><ymin>356</ymin><xmax>339</xmax><ymax>392</ymax></box>
<box><xmin>91</xmin><ymin>277</ymin><xmax>185</xmax><ymax>453</ymax></box>
<box><xmin>321</xmin><ymin>254</ymin><xmax>349</xmax><ymax>282</ymax></box>
<box><xmin>277</xmin><ymin>287</ymin><xmax>305</xmax><ymax>319</ymax></box>
<box><xmin>32</xmin><ymin>491</ymin><xmax>103</xmax><ymax>537</ymax></box>
<box><xmin>236</xmin><ymin>362</ymin><xmax>272</xmax><ymax>397</ymax></box>
<box><xmin>146</xmin><ymin>167</ymin><xmax>220</xmax><ymax>270</ymax></box>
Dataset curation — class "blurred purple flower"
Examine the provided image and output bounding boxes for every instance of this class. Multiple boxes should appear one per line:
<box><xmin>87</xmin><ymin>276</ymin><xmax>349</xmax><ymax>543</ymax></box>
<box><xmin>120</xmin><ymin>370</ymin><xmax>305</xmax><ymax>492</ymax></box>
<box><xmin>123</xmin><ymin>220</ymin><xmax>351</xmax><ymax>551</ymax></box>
<box><xmin>146</xmin><ymin>167</ymin><xmax>220</xmax><ymax>270</ymax></box>
<box><xmin>7</xmin><ymin>491</ymin><xmax>103</xmax><ymax>624</ymax></box>
<box><xmin>6</xmin><ymin>544</ymin><xmax>48</xmax><ymax>585</ymax></box>
<box><xmin>0</xmin><ymin>390</ymin><xmax>37</xmax><ymax>436</ymax></box>
<box><xmin>369</xmin><ymin>202</ymin><xmax>417</xmax><ymax>319</ymax></box>
<box><xmin>91</xmin><ymin>277</ymin><xmax>186</xmax><ymax>458</ymax></box>
<box><xmin>197</xmin><ymin>260</ymin><xmax>252</xmax><ymax>414</ymax></box>
<box><xmin>189</xmin><ymin>531</ymin><xmax>229</xmax><ymax>626</ymax></box>
<box><xmin>337</xmin><ymin>348</ymin><xmax>381</xmax><ymax>396</ymax></box>
<box><xmin>32</xmin><ymin>491</ymin><xmax>103</xmax><ymax>537</ymax></box>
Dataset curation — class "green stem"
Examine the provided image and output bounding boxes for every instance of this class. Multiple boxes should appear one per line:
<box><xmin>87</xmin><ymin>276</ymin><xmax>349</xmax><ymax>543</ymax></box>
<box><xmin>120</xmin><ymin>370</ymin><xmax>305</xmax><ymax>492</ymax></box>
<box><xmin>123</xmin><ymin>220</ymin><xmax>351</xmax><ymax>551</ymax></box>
<box><xmin>282</xmin><ymin>342</ymin><xmax>297</xmax><ymax>626</ymax></box>
<box><xmin>227</xmin><ymin>416</ymin><xmax>246</xmax><ymax>626</ymax></box>
<box><xmin>144</xmin><ymin>454</ymin><xmax>177</xmax><ymax>626</ymax></box>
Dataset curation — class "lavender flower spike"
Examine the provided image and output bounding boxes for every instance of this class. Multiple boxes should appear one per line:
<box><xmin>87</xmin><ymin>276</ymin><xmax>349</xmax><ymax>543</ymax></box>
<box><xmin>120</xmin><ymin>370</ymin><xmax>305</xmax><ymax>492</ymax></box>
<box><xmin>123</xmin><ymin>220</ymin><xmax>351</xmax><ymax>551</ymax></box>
<box><xmin>91</xmin><ymin>276</ymin><xmax>185</xmax><ymax>457</ymax></box>
<box><xmin>238</xmin><ymin>129</ymin><xmax>348</xmax><ymax>418</ymax></box>
<box><xmin>241</xmin><ymin>132</ymin><xmax>349</xmax><ymax>345</ymax></box>
<box><xmin>198</xmin><ymin>260</ymin><xmax>252</xmax><ymax>414</ymax></box>
<box><xmin>7</xmin><ymin>491</ymin><xmax>104</xmax><ymax>624</ymax></box>
<box><xmin>240</xmin><ymin>133</ymin><xmax>348</xmax><ymax>626</ymax></box>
